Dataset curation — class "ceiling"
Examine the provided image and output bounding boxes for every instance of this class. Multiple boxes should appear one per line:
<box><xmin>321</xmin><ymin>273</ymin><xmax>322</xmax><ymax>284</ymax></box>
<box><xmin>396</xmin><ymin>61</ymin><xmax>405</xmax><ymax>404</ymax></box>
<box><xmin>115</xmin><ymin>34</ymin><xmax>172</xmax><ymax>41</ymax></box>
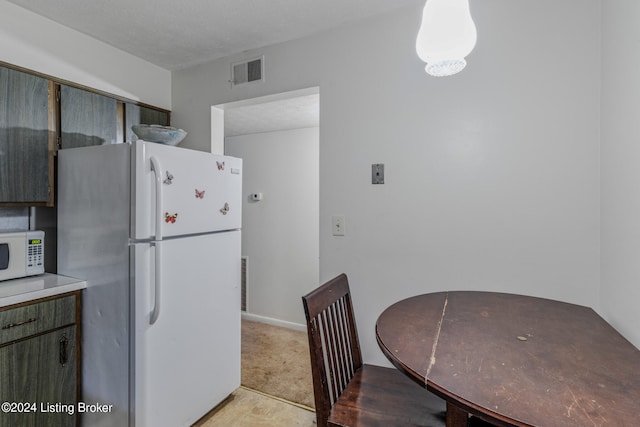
<box><xmin>7</xmin><ymin>0</ymin><xmax>418</xmax><ymax>136</ymax></box>
<box><xmin>7</xmin><ymin>0</ymin><xmax>423</xmax><ymax>136</ymax></box>
<box><xmin>6</xmin><ymin>0</ymin><xmax>418</xmax><ymax>71</ymax></box>
<box><xmin>223</xmin><ymin>93</ymin><xmax>319</xmax><ymax>137</ymax></box>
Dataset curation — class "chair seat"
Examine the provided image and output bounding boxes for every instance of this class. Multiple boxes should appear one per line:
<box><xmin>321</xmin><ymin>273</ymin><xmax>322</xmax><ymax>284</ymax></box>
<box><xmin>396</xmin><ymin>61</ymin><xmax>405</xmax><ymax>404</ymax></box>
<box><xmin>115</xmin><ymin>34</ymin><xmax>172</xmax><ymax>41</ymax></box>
<box><xmin>328</xmin><ymin>364</ymin><xmax>446</xmax><ymax>427</ymax></box>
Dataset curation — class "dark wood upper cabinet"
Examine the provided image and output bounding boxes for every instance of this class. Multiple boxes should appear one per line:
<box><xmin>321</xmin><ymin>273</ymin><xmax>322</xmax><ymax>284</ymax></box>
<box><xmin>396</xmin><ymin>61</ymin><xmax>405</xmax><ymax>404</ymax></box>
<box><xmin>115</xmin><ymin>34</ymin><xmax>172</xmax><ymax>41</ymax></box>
<box><xmin>125</xmin><ymin>103</ymin><xmax>170</xmax><ymax>142</ymax></box>
<box><xmin>60</xmin><ymin>85</ymin><xmax>118</xmax><ymax>149</ymax></box>
<box><xmin>0</xmin><ymin>62</ymin><xmax>169</xmax><ymax>207</ymax></box>
<box><xmin>0</xmin><ymin>66</ymin><xmax>53</xmax><ymax>205</ymax></box>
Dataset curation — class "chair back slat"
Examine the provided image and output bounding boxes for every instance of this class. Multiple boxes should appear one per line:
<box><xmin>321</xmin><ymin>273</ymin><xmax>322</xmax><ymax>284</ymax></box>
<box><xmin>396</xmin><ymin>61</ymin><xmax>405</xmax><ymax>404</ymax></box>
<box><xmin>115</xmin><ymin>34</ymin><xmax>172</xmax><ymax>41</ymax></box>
<box><xmin>333</xmin><ymin>297</ymin><xmax>355</xmax><ymax>389</ymax></box>
<box><xmin>303</xmin><ymin>274</ymin><xmax>363</xmax><ymax>426</ymax></box>
<box><xmin>328</xmin><ymin>304</ymin><xmax>344</xmax><ymax>397</ymax></box>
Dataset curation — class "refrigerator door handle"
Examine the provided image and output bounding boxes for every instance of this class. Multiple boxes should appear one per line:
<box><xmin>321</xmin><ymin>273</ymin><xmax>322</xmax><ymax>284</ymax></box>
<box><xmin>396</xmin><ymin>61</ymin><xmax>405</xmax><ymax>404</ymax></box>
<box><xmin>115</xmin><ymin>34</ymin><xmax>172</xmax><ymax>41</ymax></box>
<box><xmin>149</xmin><ymin>155</ymin><xmax>163</xmax><ymax>324</ymax></box>
<box><xmin>149</xmin><ymin>156</ymin><xmax>164</xmax><ymax>241</ymax></box>
<box><xmin>150</xmin><ymin>241</ymin><xmax>162</xmax><ymax>324</ymax></box>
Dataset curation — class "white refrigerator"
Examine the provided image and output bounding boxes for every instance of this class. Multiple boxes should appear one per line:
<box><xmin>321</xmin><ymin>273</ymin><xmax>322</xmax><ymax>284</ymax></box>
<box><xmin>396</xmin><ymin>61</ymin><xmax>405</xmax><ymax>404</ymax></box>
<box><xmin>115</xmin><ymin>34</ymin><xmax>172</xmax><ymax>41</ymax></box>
<box><xmin>57</xmin><ymin>140</ymin><xmax>242</xmax><ymax>427</ymax></box>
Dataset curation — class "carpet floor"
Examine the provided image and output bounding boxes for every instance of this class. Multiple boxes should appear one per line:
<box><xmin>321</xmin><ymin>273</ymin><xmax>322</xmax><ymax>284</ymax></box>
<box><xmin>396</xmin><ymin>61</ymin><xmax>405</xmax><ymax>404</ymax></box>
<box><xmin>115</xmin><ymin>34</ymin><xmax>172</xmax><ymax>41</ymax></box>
<box><xmin>241</xmin><ymin>319</ymin><xmax>315</xmax><ymax>409</ymax></box>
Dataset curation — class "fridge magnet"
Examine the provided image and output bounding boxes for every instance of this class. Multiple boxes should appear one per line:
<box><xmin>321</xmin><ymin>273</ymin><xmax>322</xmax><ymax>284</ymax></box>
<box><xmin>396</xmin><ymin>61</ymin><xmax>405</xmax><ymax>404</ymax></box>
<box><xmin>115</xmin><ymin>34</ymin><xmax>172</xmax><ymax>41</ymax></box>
<box><xmin>163</xmin><ymin>171</ymin><xmax>174</xmax><ymax>185</ymax></box>
<box><xmin>195</xmin><ymin>189</ymin><xmax>205</xmax><ymax>199</ymax></box>
<box><xmin>165</xmin><ymin>212</ymin><xmax>178</xmax><ymax>223</ymax></box>
<box><xmin>220</xmin><ymin>203</ymin><xmax>230</xmax><ymax>215</ymax></box>
<box><xmin>216</xmin><ymin>161</ymin><xmax>225</xmax><ymax>171</ymax></box>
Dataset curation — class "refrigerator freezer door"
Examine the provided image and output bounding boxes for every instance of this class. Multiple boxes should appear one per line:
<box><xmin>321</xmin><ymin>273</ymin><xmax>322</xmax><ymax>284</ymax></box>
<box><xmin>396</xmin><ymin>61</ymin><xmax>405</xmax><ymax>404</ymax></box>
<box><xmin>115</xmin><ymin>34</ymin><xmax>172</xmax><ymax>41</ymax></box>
<box><xmin>132</xmin><ymin>231</ymin><xmax>241</xmax><ymax>427</ymax></box>
<box><xmin>133</xmin><ymin>141</ymin><xmax>242</xmax><ymax>240</ymax></box>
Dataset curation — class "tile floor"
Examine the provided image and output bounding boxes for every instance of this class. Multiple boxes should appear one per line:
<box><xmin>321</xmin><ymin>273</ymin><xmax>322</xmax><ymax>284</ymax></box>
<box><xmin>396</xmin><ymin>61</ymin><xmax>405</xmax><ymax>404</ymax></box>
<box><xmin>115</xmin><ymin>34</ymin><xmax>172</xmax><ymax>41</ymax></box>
<box><xmin>194</xmin><ymin>387</ymin><xmax>316</xmax><ymax>427</ymax></box>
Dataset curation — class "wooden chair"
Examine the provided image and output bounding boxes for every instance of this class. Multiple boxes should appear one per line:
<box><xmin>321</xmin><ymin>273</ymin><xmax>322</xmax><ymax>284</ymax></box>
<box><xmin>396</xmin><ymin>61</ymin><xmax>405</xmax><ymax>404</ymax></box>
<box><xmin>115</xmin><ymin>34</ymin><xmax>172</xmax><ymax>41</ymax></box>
<box><xmin>302</xmin><ymin>273</ymin><xmax>447</xmax><ymax>427</ymax></box>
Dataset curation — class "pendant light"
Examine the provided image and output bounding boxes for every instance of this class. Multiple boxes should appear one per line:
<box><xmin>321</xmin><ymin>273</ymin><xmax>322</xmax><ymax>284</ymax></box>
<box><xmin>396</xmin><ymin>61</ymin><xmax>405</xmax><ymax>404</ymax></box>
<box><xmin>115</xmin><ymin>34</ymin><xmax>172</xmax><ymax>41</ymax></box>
<box><xmin>416</xmin><ymin>0</ymin><xmax>477</xmax><ymax>77</ymax></box>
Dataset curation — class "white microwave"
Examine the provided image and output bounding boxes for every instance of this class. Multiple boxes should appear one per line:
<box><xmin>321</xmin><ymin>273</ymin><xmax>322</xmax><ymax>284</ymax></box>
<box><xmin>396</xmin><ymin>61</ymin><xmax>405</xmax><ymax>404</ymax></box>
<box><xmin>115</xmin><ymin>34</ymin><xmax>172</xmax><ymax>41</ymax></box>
<box><xmin>0</xmin><ymin>230</ymin><xmax>45</xmax><ymax>281</ymax></box>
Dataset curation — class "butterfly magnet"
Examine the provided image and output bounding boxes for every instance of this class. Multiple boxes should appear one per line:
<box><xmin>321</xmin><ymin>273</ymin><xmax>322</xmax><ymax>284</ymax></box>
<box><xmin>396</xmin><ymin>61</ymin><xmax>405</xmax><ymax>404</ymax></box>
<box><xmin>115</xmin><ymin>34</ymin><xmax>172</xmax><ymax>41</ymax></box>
<box><xmin>165</xmin><ymin>212</ymin><xmax>178</xmax><ymax>223</ymax></box>
<box><xmin>216</xmin><ymin>161</ymin><xmax>225</xmax><ymax>171</ymax></box>
<box><xmin>163</xmin><ymin>171</ymin><xmax>174</xmax><ymax>185</ymax></box>
<box><xmin>220</xmin><ymin>203</ymin><xmax>230</xmax><ymax>215</ymax></box>
<box><xmin>195</xmin><ymin>189</ymin><xmax>205</xmax><ymax>199</ymax></box>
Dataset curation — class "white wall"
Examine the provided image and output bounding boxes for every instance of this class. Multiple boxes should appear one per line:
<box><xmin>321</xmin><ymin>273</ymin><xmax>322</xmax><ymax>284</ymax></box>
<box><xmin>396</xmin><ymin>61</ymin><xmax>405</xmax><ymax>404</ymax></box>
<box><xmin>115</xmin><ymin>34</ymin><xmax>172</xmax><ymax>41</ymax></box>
<box><xmin>173</xmin><ymin>0</ymin><xmax>601</xmax><ymax>365</ymax></box>
<box><xmin>0</xmin><ymin>0</ymin><xmax>171</xmax><ymax>109</ymax></box>
<box><xmin>226</xmin><ymin>127</ymin><xmax>319</xmax><ymax>326</ymax></box>
<box><xmin>600</xmin><ymin>0</ymin><xmax>640</xmax><ymax>348</ymax></box>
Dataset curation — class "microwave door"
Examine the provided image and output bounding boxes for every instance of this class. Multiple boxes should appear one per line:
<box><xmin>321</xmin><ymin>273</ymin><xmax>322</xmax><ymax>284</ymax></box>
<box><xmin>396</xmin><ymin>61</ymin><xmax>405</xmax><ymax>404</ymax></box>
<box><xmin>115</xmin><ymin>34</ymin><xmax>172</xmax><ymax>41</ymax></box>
<box><xmin>0</xmin><ymin>243</ymin><xmax>8</xmax><ymax>270</ymax></box>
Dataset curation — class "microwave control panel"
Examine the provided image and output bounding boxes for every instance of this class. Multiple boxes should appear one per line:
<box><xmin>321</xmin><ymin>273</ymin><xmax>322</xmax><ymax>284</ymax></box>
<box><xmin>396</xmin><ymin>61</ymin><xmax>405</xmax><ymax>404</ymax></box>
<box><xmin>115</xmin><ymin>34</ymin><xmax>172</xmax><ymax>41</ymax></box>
<box><xmin>25</xmin><ymin>231</ymin><xmax>45</xmax><ymax>275</ymax></box>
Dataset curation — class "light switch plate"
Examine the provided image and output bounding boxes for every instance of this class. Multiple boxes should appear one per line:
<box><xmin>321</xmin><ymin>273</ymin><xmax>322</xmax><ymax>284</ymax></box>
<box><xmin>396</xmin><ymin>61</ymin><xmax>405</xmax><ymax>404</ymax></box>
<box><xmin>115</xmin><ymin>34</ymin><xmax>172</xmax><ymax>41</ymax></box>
<box><xmin>372</xmin><ymin>163</ymin><xmax>384</xmax><ymax>184</ymax></box>
<box><xmin>332</xmin><ymin>215</ymin><xmax>345</xmax><ymax>236</ymax></box>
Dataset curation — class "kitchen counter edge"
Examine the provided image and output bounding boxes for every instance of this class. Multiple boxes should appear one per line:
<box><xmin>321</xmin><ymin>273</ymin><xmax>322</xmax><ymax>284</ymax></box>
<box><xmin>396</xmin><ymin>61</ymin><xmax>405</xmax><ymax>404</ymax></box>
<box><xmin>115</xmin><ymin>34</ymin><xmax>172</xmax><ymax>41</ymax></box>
<box><xmin>0</xmin><ymin>273</ymin><xmax>87</xmax><ymax>308</ymax></box>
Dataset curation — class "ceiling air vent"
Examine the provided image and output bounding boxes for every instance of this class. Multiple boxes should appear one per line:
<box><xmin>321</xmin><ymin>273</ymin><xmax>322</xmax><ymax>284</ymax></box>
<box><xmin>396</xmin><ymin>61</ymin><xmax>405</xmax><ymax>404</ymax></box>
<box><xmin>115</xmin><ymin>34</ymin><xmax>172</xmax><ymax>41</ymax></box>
<box><xmin>231</xmin><ymin>56</ymin><xmax>264</xmax><ymax>87</ymax></box>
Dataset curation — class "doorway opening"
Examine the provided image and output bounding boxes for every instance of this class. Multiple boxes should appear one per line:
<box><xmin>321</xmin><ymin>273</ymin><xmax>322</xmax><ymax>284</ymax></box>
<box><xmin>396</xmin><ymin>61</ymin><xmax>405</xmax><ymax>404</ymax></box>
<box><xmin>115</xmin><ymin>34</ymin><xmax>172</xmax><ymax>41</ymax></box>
<box><xmin>213</xmin><ymin>87</ymin><xmax>319</xmax><ymax>330</ymax></box>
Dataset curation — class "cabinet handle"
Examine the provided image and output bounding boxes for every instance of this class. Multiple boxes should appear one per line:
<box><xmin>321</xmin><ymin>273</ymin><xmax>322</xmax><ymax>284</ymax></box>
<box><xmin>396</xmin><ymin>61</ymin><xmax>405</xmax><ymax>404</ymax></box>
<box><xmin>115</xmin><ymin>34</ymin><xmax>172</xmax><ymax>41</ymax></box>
<box><xmin>2</xmin><ymin>317</ymin><xmax>37</xmax><ymax>330</ymax></box>
<box><xmin>59</xmin><ymin>334</ymin><xmax>69</xmax><ymax>366</ymax></box>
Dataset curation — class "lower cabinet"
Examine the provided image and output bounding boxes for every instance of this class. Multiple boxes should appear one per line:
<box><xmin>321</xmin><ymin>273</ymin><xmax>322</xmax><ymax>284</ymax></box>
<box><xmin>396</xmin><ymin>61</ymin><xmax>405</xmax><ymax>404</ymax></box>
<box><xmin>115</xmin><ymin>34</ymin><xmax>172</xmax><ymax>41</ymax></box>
<box><xmin>0</xmin><ymin>292</ymin><xmax>79</xmax><ymax>427</ymax></box>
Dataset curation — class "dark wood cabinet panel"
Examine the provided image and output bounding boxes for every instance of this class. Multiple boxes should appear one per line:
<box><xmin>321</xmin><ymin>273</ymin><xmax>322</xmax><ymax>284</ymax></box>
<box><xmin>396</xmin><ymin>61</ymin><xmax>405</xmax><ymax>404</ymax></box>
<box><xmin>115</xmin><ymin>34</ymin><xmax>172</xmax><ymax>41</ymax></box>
<box><xmin>0</xmin><ymin>66</ymin><xmax>52</xmax><ymax>204</ymax></box>
<box><xmin>141</xmin><ymin>105</ymin><xmax>169</xmax><ymax>127</ymax></box>
<box><xmin>0</xmin><ymin>62</ymin><xmax>170</xmax><ymax>207</ymax></box>
<box><xmin>0</xmin><ymin>295</ymin><xmax>76</xmax><ymax>344</ymax></box>
<box><xmin>0</xmin><ymin>291</ymin><xmax>80</xmax><ymax>427</ymax></box>
<box><xmin>0</xmin><ymin>326</ymin><xmax>77</xmax><ymax>427</ymax></box>
<box><xmin>125</xmin><ymin>103</ymin><xmax>170</xmax><ymax>142</ymax></box>
<box><xmin>61</xmin><ymin>85</ymin><xmax>117</xmax><ymax>148</ymax></box>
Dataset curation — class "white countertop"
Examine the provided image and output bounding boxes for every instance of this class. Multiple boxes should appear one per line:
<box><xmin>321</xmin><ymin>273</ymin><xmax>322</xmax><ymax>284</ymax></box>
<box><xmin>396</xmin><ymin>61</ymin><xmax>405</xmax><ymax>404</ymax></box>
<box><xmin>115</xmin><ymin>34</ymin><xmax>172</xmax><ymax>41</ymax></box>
<box><xmin>0</xmin><ymin>273</ymin><xmax>86</xmax><ymax>308</ymax></box>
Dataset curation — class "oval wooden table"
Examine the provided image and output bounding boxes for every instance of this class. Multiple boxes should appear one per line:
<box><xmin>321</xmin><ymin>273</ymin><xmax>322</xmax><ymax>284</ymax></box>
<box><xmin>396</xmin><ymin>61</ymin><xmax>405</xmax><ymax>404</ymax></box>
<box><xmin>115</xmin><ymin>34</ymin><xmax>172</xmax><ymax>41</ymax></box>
<box><xmin>375</xmin><ymin>291</ymin><xmax>640</xmax><ymax>427</ymax></box>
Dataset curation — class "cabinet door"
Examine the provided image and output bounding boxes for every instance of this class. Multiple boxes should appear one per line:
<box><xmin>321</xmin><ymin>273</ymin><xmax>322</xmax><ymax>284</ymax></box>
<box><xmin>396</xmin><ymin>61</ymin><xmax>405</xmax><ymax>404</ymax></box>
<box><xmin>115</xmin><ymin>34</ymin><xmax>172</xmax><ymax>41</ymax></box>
<box><xmin>0</xmin><ymin>325</ymin><xmax>77</xmax><ymax>427</ymax></box>
<box><xmin>61</xmin><ymin>85</ymin><xmax>117</xmax><ymax>148</ymax></box>
<box><xmin>125</xmin><ymin>103</ymin><xmax>169</xmax><ymax>142</ymax></box>
<box><xmin>0</xmin><ymin>66</ymin><xmax>51</xmax><ymax>204</ymax></box>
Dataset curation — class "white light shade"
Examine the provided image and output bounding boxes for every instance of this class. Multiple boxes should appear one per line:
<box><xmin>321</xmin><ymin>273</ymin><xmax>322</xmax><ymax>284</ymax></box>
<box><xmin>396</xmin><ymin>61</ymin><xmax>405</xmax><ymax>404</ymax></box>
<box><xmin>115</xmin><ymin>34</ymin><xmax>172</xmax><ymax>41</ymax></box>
<box><xmin>416</xmin><ymin>0</ymin><xmax>477</xmax><ymax>77</ymax></box>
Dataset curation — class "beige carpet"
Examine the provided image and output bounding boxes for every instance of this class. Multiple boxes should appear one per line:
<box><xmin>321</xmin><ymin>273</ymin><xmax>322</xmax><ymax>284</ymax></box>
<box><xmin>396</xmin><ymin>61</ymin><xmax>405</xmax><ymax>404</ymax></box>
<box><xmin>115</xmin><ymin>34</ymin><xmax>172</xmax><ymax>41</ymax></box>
<box><xmin>241</xmin><ymin>319</ymin><xmax>315</xmax><ymax>409</ymax></box>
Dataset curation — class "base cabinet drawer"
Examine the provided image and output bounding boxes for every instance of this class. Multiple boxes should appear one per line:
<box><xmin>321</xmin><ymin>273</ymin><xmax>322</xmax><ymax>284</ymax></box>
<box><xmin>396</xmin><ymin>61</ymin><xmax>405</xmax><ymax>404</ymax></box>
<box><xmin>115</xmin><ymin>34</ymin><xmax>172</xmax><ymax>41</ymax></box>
<box><xmin>0</xmin><ymin>295</ymin><xmax>76</xmax><ymax>345</ymax></box>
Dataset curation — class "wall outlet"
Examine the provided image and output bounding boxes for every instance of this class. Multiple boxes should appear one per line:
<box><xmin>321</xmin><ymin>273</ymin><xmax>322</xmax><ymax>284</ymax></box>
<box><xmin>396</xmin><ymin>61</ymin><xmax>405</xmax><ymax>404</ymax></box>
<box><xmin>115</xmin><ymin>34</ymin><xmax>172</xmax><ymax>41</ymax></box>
<box><xmin>332</xmin><ymin>215</ymin><xmax>345</xmax><ymax>236</ymax></box>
